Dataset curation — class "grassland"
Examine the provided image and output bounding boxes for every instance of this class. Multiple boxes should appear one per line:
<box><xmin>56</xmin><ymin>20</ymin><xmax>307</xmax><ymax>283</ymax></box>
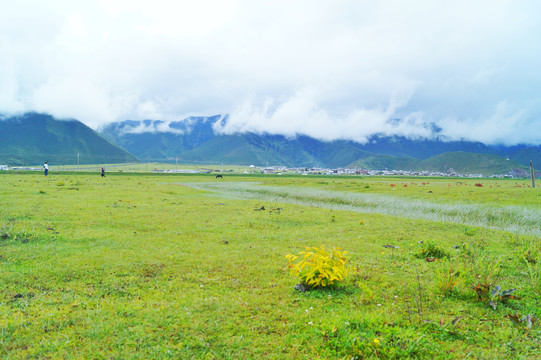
<box><xmin>1</xmin><ymin>172</ymin><xmax>540</xmax><ymax>359</ymax></box>
<box><xmin>28</xmin><ymin>162</ymin><xmax>250</xmax><ymax>174</ymax></box>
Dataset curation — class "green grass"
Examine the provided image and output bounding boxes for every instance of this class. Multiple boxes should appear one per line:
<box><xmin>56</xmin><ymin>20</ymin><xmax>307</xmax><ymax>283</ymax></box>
<box><xmin>1</xmin><ymin>173</ymin><xmax>540</xmax><ymax>359</ymax></box>
<box><xmin>182</xmin><ymin>181</ymin><xmax>541</xmax><ymax>236</ymax></box>
<box><xmin>25</xmin><ymin>162</ymin><xmax>251</xmax><ymax>173</ymax></box>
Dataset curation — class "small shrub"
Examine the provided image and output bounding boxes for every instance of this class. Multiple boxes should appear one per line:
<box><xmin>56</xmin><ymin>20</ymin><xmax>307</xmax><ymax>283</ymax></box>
<box><xmin>524</xmin><ymin>257</ymin><xmax>541</xmax><ymax>295</ymax></box>
<box><xmin>488</xmin><ymin>285</ymin><xmax>517</xmax><ymax>310</ymax></box>
<box><xmin>435</xmin><ymin>260</ymin><xmax>465</xmax><ymax>296</ymax></box>
<box><xmin>463</xmin><ymin>226</ymin><xmax>477</xmax><ymax>237</ymax></box>
<box><xmin>415</xmin><ymin>241</ymin><xmax>450</xmax><ymax>260</ymax></box>
<box><xmin>461</xmin><ymin>247</ymin><xmax>502</xmax><ymax>292</ymax></box>
<box><xmin>471</xmin><ymin>283</ymin><xmax>491</xmax><ymax>301</ymax></box>
<box><xmin>522</xmin><ymin>250</ymin><xmax>538</xmax><ymax>264</ymax></box>
<box><xmin>57</xmin><ymin>181</ymin><xmax>65</xmax><ymax>186</ymax></box>
<box><xmin>471</xmin><ymin>283</ymin><xmax>518</xmax><ymax>309</ymax></box>
<box><xmin>507</xmin><ymin>313</ymin><xmax>535</xmax><ymax>331</ymax></box>
<box><xmin>286</xmin><ymin>245</ymin><xmax>348</xmax><ymax>288</ymax></box>
<box><xmin>356</xmin><ymin>281</ymin><xmax>375</xmax><ymax>304</ymax></box>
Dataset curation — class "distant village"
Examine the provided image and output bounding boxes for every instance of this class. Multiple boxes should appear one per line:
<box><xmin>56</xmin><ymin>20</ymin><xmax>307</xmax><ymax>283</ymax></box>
<box><xmin>0</xmin><ymin>163</ymin><xmax>531</xmax><ymax>179</ymax></box>
<box><xmin>201</xmin><ymin>164</ymin><xmax>527</xmax><ymax>178</ymax></box>
<box><xmin>254</xmin><ymin>166</ymin><xmax>520</xmax><ymax>178</ymax></box>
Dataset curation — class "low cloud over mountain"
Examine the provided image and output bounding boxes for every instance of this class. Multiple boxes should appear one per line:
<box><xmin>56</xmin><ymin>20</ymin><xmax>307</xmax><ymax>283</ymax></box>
<box><xmin>1</xmin><ymin>1</ymin><xmax>541</xmax><ymax>145</ymax></box>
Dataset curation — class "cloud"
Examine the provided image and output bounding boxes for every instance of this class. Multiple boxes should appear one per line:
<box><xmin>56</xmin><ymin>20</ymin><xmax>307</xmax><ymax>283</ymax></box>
<box><xmin>440</xmin><ymin>100</ymin><xmax>541</xmax><ymax>145</ymax></box>
<box><xmin>1</xmin><ymin>0</ymin><xmax>540</xmax><ymax>144</ymax></box>
<box><xmin>217</xmin><ymin>87</ymin><xmax>434</xmax><ymax>142</ymax></box>
<box><xmin>118</xmin><ymin>121</ymin><xmax>185</xmax><ymax>135</ymax></box>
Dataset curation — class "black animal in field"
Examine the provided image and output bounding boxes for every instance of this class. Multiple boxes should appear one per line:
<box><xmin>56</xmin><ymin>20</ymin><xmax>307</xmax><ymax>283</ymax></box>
<box><xmin>216</xmin><ymin>174</ymin><xmax>223</xmax><ymax>179</ymax></box>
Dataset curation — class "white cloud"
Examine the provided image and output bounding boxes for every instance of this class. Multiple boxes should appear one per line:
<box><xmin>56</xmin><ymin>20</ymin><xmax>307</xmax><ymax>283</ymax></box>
<box><xmin>1</xmin><ymin>0</ymin><xmax>540</xmax><ymax>144</ymax></box>
<box><xmin>440</xmin><ymin>100</ymin><xmax>540</xmax><ymax>145</ymax></box>
<box><xmin>118</xmin><ymin>121</ymin><xmax>184</xmax><ymax>135</ymax></box>
<box><xmin>218</xmin><ymin>88</ymin><xmax>433</xmax><ymax>142</ymax></box>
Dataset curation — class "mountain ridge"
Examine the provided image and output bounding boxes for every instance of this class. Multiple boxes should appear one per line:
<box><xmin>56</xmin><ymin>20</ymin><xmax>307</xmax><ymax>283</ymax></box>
<box><xmin>99</xmin><ymin>116</ymin><xmax>540</xmax><ymax>173</ymax></box>
<box><xmin>0</xmin><ymin>112</ymin><xmax>137</xmax><ymax>166</ymax></box>
<box><xmin>1</xmin><ymin>112</ymin><xmax>539</xmax><ymax>175</ymax></box>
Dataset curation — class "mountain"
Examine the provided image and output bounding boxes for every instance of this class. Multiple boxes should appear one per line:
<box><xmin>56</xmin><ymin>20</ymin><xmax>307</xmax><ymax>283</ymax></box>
<box><xmin>175</xmin><ymin>133</ymin><xmax>374</xmax><ymax>167</ymax></box>
<box><xmin>99</xmin><ymin>116</ymin><xmax>539</xmax><ymax>174</ymax></box>
<box><xmin>100</xmin><ymin>117</ymin><xmax>384</xmax><ymax>167</ymax></box>
<box><xmin>509</xmin><ymin>147</ymin><xmax>541</xmax><ymax>167</ymax></box>
<box><xmin>348</xmin><ymin>154</ymin><xmax>420</xmax><ymax>171</ymax></box>
<box><xmin>417</xmin><ymin>152</ymin><xmax>526</xmax><ymax>174</ymax></box>
<box><xmin>3</xmin><ymin>112</ymin><xmax>536</xmax><ymax>174</ymax></box>
<box><xmin>356</xmin><ymin>135</ymin><xmax>510</xmax><ymax>159</ymax></box>
<box><xmin>99</xmin><ymin>116</ymin><xmax>219</xmax><ymax>160</ymax></box>
<box><xmin>0</xmin><ymin>112</ymin><xmax>137</xmax><ymax>166</ymax></box>
<box><xmin>348</xmin><ymin>152</ymin><xmax>526</xmax><ymax>175</ymax></box>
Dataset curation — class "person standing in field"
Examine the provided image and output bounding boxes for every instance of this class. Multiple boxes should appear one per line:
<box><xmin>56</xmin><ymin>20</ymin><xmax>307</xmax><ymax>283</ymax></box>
<box><xmin>43</xmin><ymin>161</ymin><xmax>49</xmax><ymax>176</ymax></box>
<box><xmin>101</xmin><ymin>167</ymin><xmax>106</xmax><ymax>177</ymax></box>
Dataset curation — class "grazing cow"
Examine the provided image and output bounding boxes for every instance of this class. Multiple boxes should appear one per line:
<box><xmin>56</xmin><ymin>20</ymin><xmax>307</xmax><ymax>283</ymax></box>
<box><xmin>216</xmin><ymin>174</ymin><xmax>223</xmax><ymax>179</ymax></box>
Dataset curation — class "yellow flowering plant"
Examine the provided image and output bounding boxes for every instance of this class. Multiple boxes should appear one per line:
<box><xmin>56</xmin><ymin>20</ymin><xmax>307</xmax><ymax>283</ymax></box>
<box><xmin>286</xmin><ymin>245</ymin><xmax>348</xmax><ymax>287</ymax></box>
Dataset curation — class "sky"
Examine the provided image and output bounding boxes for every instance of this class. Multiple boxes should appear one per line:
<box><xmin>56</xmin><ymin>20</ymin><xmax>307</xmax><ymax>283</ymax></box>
<box><xmin>1</xmin><ymin>0</ymin><xmax>541</xmax><ymax>145</ymax></box>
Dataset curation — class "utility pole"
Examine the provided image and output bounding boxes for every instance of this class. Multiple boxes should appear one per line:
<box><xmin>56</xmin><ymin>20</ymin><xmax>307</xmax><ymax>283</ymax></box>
<box><xmin>531</xmin><ymin>160</ymin><xmax>536</xmax><ymax>188</ymax></box>
<box><xmin>77</xmin><ymin>153</ymin><xmax>80</xmax><ymax>172</ymax></box>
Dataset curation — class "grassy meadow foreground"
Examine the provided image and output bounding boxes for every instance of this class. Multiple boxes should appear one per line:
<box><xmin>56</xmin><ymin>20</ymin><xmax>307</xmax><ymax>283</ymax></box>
<box><xmin>1</xmin><ymin>172</ymin><xmax>540</xmax><ymax>359</ymax></box>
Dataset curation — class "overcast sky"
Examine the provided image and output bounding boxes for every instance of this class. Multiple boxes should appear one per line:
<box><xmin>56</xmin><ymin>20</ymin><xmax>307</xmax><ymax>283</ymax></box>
<box><xmin>1</xmin><ymin>0</ymin><xmax>540</xmax><ymax>145</ymax></box>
